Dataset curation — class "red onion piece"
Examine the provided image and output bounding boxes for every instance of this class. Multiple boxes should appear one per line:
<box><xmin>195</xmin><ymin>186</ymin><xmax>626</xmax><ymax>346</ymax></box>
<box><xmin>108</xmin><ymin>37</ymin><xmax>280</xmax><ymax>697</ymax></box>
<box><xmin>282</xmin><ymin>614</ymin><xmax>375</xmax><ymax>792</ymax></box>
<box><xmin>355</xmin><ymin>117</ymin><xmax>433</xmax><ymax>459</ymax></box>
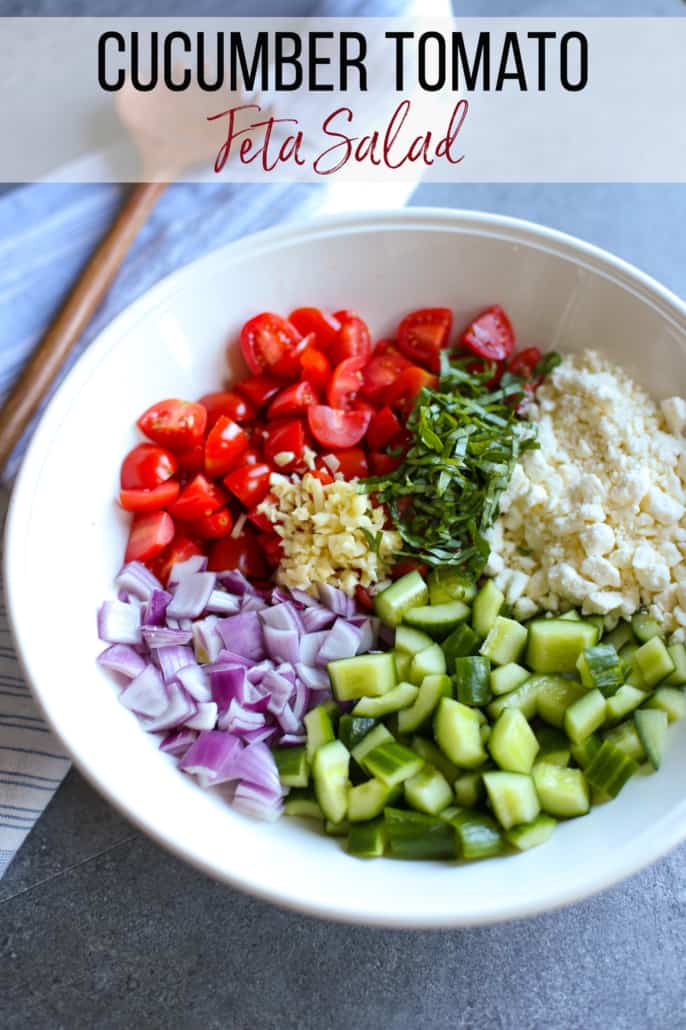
<box><xmin>97</xmin><ymin>644</ymin><xmax>146</xmax><ymax>680</ymax></box>
<box><xmin>97</xmin><ymin>600</ymin><xmax>142</xmax><ymax>646</ymax></box>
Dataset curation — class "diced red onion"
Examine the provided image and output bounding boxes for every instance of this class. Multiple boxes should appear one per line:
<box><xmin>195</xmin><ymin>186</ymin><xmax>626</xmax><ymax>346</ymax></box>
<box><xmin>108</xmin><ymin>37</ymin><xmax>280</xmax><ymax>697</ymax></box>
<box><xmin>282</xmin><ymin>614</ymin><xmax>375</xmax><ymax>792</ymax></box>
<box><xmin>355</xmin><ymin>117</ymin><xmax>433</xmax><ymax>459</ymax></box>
<box><xmin>159</xmin><ymin>728</ymin><xmax>197</xmax><ymax>756</ymax></box>
<box><xmin>309</xmin><ymin>687</ymin><xmax>334</xmax><ymax>708</ymax></box>
<box><xmin>301</xmin><ymin>605</ymin><xmax>336</xmax><ymax>632</ymax></box>
<box><xmin>216</xmin><ymin>570</ymin><xmax>256</xmax><ymax>595</ymax></box>
<box><xmin>246</xmin><ymin>660</ymin><xmax>273</xmax><ymax>684</ymax></box>
<box><xmin>142</xmin><ymin>589</ymin><xmax>172</xmax><ymax>627</ymax></box>
<box><xmin>142</xmin><ymin>681</ymin><xmax>197</xmax><ymax>732</ymax></box>
<box><xmin>221</xmin><ymin>698</ymin><xmax>267</xmax><ymax>733</ymax></box>
<box><xmin>209</xmin><ymin>663</ymin><xmax>247</xmax><ymax>712</ymax></box>
<box><xmin>263</xmin><ymin>626</ymin><xmax>300</xmax><ymax>665</ymax></box>
<box><xmin>275</xmin><ymin>703</ymin><xmax>300</xmax><ymax>734</ymax></box>
<box><xmin>275</xmin><ymin>662</ymin><xmax>296</xmax><ymax>685</ymax></box>
<box><xmin>168</xmin><ymin>555</ymin><xmax>208</xmax><ymax>585</ymax></box>
<box><xmin>263</xmin><ymin>669</ymin><xmax>295</xmax><ymax>714</ymax></box>
<box><xmin>120</xmin><ymin>664</ymin><xmax>168</xmax><ymax>717</ymax></box>
<box><xmin>142</xmin><ymin>626</ymin><xmax>193</xmax><ymax>648</ymax></box>
<box><xmin>259</xmin><ymin>602</ymin><xmax>303</xmax><ymax>635</ymax></box>
<box><xmin>318</xmin><ymin>583</ymin><xmax>355</xmax><ymax>618</ymax></box>
<box><xmin>298</xmin><ymin>630</ymin><xmax>329</xmax><ymax>667</ymax></box>
<box><xmin>156</xmin><ymin>644</ymin><xmax>195</xmax><ymax>683</ymax></box>
<box><xmin>176</xmin><ymin>663</ymin><xmax>212</xmax><ymax>702</ymax></box>
<box><xmin>351</xmin><ymin>618</ymin><xmax>374</xmax><ymax>655</ymax></box>
<box><xmin>192</xmin><ymin>617</ymin><xmax>223</xmax><ymax>663</ymax></box>
<box><xmin>216</xmin><ymin>648</ymin><xmax>253</xmax><ymax>668</ymax></box>
<box><xmin>317</xmin><ymin>618</ymin><xmax>362</xmax><ymax>666</ymax></box>
<box><xmin>240</xmin><ymin>595</ymin><xmax>268</xmax><ymax>613</ymax></box>
<box><xmin>242</xmin><ymin>692</ymin><xmax>271</xmax><ymax>714</ymax></box>
<box><xmin>278</xmin><ymin>733</ymin><xmax>307</xmax><ymax>746</ymax></box>
<box><xmin>295</xmin><ymin>663</ymin><xmax>330</xmax><ymax>691</ymax></box>
<box><xmin>179</xmin><ymin>730</ymin><xmax>243</xmax><ymax>784</ymax></box>
<box><xmin>206</xmin><ymin>590</ymin><xmax>241</xmax><ymax>615</ymax></box>
<box><xmin>97</xmin><ymin>644</ymin><xmax>146</xmax><ymax>679</ymax></box>
<box><xmin>115</xmin><ymin>561</ymin><xmax>163</xmax><ymax>601</ymax></box>
<box><xmin>291</xmin><ymin>680</ymin><xmax>311</xmax><ymax>722</ymax></box>
<box><xmin>232</xmin><ymin>741</ymin><xmax>282</xmax><ymax>793</ymax></box>
<box><xmin>185</xmin><ymin>701</ymin><xmax>219</xmax><ymax>731</ymax></box>
<box><xmin>288</xmin><ymin>588</ymin><xmax>321</xmax><ymax>608</ymax></box>
<box><xmin>97</xmin><ymin>600</ymin><xmax>142</xmax><ymax>646</ymax></box>
<box><xmin>271</xmin><ymin>587</ymin><xmax>293</xmax><ymax>606</ymax></box>
<box><xmin>233</xmin><ymin>781</ymin><xmax>283</xmax><ymax>821</ymax></box>
<box><xmin>216</xmin><ymin>612</ymin><xmax>265</xmax><ymax>661</ymax></box>
<box><xmin>242</xmin><ymin>726</ymin><xmax>279</xmax><ymax>745</ymax></box>
<box><xmin>167</xmin><ymin>572</ymin><xmax>216</xmax><ymax>620</ymax></box>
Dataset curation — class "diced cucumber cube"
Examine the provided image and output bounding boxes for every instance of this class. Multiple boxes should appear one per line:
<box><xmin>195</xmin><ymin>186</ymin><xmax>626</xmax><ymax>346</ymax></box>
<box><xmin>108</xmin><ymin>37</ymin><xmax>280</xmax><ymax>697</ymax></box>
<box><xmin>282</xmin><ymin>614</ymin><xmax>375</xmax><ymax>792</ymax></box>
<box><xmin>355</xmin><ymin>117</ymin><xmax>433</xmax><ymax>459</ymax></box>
<box><xmin>535</xmin><ymin>726</ymin><xmax>571</xmax><ymax>767</ymax></box>
<box><xmin>560</xmin><ymin>610</ymin><xmax>581</xmax><ymax>621</ymax></box>
<box><xmin>454</xmin><ymin>656</ymin><xmax>492</xmax><ymax>706</ymax></box>
<box><xmin>434</xmin><ymin>697</ymin><xmax>487</xmax><ymax>769</ymax></box>
<box><xmin>282</xmin><ymin>789</ymin><xmax>323</xmax><ymax>820</ymax></box>
<box><xmin>665</xmin><ymin>644</ymin><xmax>686</xmax><ymax>686</ymax></box>
<box><xmin>338</xmin><ymin>715</ymin><xmax>377</xmax><ymax>751</ymax></box>
<box><xmin>585</xmin><ymin>615</ymin><xmax>605</xmax><ymax>639</ymax></box>
<box><xmin>411</xmin><ymin>735</ymin><xmax>459</xmax><ymax>783</ymax></box>
<box><xmin>347</xmin><ymin>820</ymin><xmax>386</xmax><ymax>858</ymax></box>
<box><xmin>428</xmin><ymin>567</ymin><xmax>477</xmax><ymax>605</ymax></box>
<box><xmin>487</xmin><ymin>675</ymin><xmax>543</xmax><ymax>721</ymax></box>
<box><xmin>404</xmin><ymin>601</ymin><xmax>470</xmax><ymax>641</ymax></box>
<box><xmin>564</xmin><ymin>688</ymin><xmax>606</xmax><ymax>744</ymax></box>
<box><xmin>397</xmin><ymin>673</ymin><xmax>452</xmax><ymax>734</ymax></box>
<box><xmin>304</xmin><ymin>704</ymin><xmax>335</xmax><ymax>762</ymax></box>
<box><xmin>352</xmin><ymin>682</ymin><xmax>419</xmax><ymax>718</ymax></box>
<box><xmin>631</xmin><ymin>613</ymin><xmax>664</xmax><ymax>643</ymax></box>
<box><xmin>384</xmin><ymin>807</ymin><xmax>456</xmax><ymax>860</ymax></box>
<box><xmin>312</xmin><ymin>740</ymin><xmax>350</xmax><ymax>823</ymax></box>
<box><xmin>604</xmin><ymin>621</ymin><xmax>635</xmax><ymax>653</ymax></box>
<box><xmin>325</xmin><ymin>819</ymin><xmax>349</xmax><ymax>837</ymax></box>
<box><xmin>453</xmin><ymin>771</ymin><xmax>486</xmax><ymax>808</ymax></box>
<box><xmin>350</xmin><ymin>723</ymin><xmax>394</xmax><ymax>766</ymax></box>
<box><xmin>374</xmin><ymin>571</ymin><xmax>428</xmax><ymax>627</ymax></box>
<box><xmin>490</xmin><ymin>662</ymin><xmax>530</xmax><ymax>697</ymax></box>
<box><xmin>644</xmin><ymin>685</ymin><xmax>686</xmax><ymax>722</ymax></box>
<box><xmin>442</xmin><ymin>809</ymin><xmax>505</xmax><ymax>859</ymax></box>
<box><xmin>363</xmin><ymin>741</ymin><xmax>425</xmax><ymax>787</ymax></box>
<box><xmin>442</xmin><ymin>623</ymin><xmax>481</xmax><ymax>673</ymax></box>
<box><xmin>536</xmin><ymin>676</ymin><xmax>586</xmax><ymax>728</ymax></box>
<box><xmin>532</xmin><ymin>763</ymin><xmax>590</xmax><ymax>817</ymax></box>
<box><xmin>585</xmin><ymin>739</ymin><xmax>638</xmax><ymax>797</ymax></box>
<box><xmin>506</xmin><ymin>814</ymin><xmax>557</xmax><ymax>851</ymax></box>
<box><xmin>604</xmin><ymin>721</ymin><xmax>645</xmax><ymax>762</ymax></box>
<box><xmin>348</xmin><ymin>777</ymin><xmax>400</xmax><ymax>822</ymax></box>
<box><xmin>634</xmin><ymin>708</ymin><xmax>669</xmax><ymax>770</ymax></box>
<box><xmin>409</xmin><ymin>643</ymin><xmax>447</xmax><ymax>685</ymax></box>
<box><xmin>480</xmin><ymin>723</ymin><xmax>491</xmax><ymax>745</ymax></box>
<box><xmin>526</xmin><ymin>619</ymin><xmax>598</xmax><ymax>674</ymax></box>
<box><xmin>480</xmin><ymin>616</ymin><xmax>528</xmax><ymax>666</ymax></box>
<box><xmin>488</xmin><ymin>709</ymin><xmax>540</xmax><ymax>774</ymax></box>
<box><xmin>404</xmin><ymin>765</ymin><xmax>454</xmax><ymax>815</ymax></box>
<box><xmin>393</xmin><ymin>652</ymin><xmax>412</xmax><ymax>680</ymax></box>
<box><xmin>328</xmin><ymin>652</ymin><xmax>397</xmax><ymax>701</ymax></box>
<box><xmin>273</xmin><ymin>745</ymin><xmax>309</xmax><ymax>788</ymax></box>
<box><xmin>569</xmin><ymin>732</ymin><xmax>602</xmax><ymax>770</ymax></box>
<box><xmin>394</xmin><ymin>625</ymin><xmax>434</xmax><ymax>656</ymax></box>
<box><xmin>576</xmin><ymin>644</ymin><xmax>623</xmax><ymax>695</ymax></box>
<box><xmin>634</xmin><ymin>636</ymin><xmax>675</xmax><ymax>688</ymax></box>
<box><xmin>605</xmin><ymin>684</ymin><xmax>648</xmax><ymax>724</ymax></box>
<box><xmin>472</xmin><ymin>580</ymin><xmax>505</xmax><ymax>638</ymax></box>
<box><xmin>482</xmin><ymin>771</ymin><xmax>540</xmax><ymax>830</ymax></box>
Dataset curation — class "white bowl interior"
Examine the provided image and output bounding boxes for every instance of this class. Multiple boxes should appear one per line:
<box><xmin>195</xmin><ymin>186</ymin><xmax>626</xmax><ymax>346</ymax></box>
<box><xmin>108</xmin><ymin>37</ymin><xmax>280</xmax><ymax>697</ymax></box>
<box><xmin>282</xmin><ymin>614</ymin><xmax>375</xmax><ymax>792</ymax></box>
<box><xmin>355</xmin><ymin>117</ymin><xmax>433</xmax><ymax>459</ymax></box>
<box><xmin>7</xmin><ymin>210</ymin><xmax>686</xmax><ymax>927</ymax></box>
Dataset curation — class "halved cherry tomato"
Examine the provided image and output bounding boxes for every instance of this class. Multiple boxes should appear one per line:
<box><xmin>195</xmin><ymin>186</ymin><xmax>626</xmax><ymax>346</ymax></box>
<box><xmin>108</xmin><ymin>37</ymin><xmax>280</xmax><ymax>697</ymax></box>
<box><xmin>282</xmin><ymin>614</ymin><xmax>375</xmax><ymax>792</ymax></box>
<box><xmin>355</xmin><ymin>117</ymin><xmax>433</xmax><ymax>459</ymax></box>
<box><xmin>299</xmin><ymin>348</ymin><xmax>331</xmax><ymax>391</ymax></box>
<box><xmin>308</xmin><ymin>467</ymin><xmax>334</xmax><ymax>485</ymax></box>
<box><xmin>367</xmin><ymin>406</ymin><xmax>402</xmax><ymax>451</ymax></box>
<box><xmin>238</xmin><ymin>312</ymin><xmax>302</xmax><ymax>376</ymax></box>
<box><xmin>465</xmin><ymin>358</ymin><xmax>504</xmax><ymax>388</ymax></box>
<box><xmin>168</xmin><ymin>475</ymin><xmax>226</xmax><ymax>521</ymax></box>
<box><xmin>236</xmin><ymin>374</ymin><xmax>283</xmax><ymax>411</ymax></box>
<box><xmin>224</xmin><ymin>463</ymin><xmax>273</xmax><ymax>508</ymax></box>
<box><xmin>384</xmin><ymin>366</ymin><xmax>438</xmax><ymax>414</ymax></box>
<box><xmin>508</xmin><ymin>346</ymin><xmax>542</xmax><ymax>377</ymax></box>
<box><xmin>328</xmin><ymin>447</ymin><xmax>369</xmax><ymax>479</ymax></box>
<box><xmin>362</xmin><ymin>347</ymin><xmax>411</xmax><ymax>400</ymax></box>
<box><xmin>461</xmin><ymin>305</ymin><xmax>515</xmax><ymax>362</ymax></box>
<box><xmin>119</xmin><ymin>480</ymin><xmax>180</xmax><ymax>513</ymax></box>
<box><xmin>120</xmin><ymin>443</ymin><xmax>177</xmax><ymax>490</ymax></box>
<box><xmin>369</xmin><ymin>451</ymin><xmax>402</xmax><ymax>476</ymax></box>
<box><xmin>207</xmin><ymin>528</ymin><xmax>269</xmax><ymax>579</ymax></box>
<box><xmin>242</xmin><ymin>448</ymin><xmax>263</xmax><ymax>466</ymax></box>
<box><xmin>270</xmin><ymin>333</ymin><xmax>315</xmax><ymax>381</ymax></box>
<box><xmin>263</xmin><ymin>419</ymin><xmax>305</xmax><ymax>469</ymax></box>
<box><xmin>247</xmin><ymin>506</ymin><xmax>275</xmax><ymax>532</ymax></box>
<box><xmin>124</xmin><ymin>510</ymin><xmax>175</xmax><ymax>563</ymax></box>
<box><xmin>330</xmin><ymin>312</ymin><xmax>372</xmax><ymax>366</ymax></box>
<box><xmin>258</xmin><ymin>532</ymin><xmax>284</xmax><ymax>569</ymax></box>
<box><xmin>397</xmin><ymin>307</ymin><xmax>453</xmax><ymax>372</ymax></box>
<box><xmin>267</xmin><ymin>381</ymin><xmax>319</xmax><ymax>419</ymax></box>
<box><xmin>198</xmin><ymin>391</ymin><xmax>256</xmax><ymax>428</ymax></box>
<box><xmin>392</xmin><ymin>558</ymin><xmax>429</xmax><ymax>579</ymax></box>
<box><xmin>327</xmin><ymin>356</ymin><xmax>366</xmax><ymax>410</ymax></box>
<box><xmin>137</xmin><ymin>399</ymin><xmax>207</xmax><ymax>452</ymax></box>
<box><xmin>307</xmin><ymin>406</ymin><xmax>371</xmax><ymax>449</ymax></box>
<box><xmin>289</xmin><ymin>307</ymin><xmax>340</xmax><ymax>352</ymax></box>
<box><xmin>204</xmin><ymin>416</ymin><xmax>249</xmax><ymax>478</ymax></box>
<box><xmin>355</xmin><ymin>585</ymin><xmax>374</xmax><ymax>611</ymax></box>
<box><xmin>148</xmin><ymin>534</ymin><xmax>203</xmax><ymax>586</ymax></box>
<box><xmin>175</xmin><ymin>444</ymin><xmax>205</xmax><ymax>475</ymax></box>
<box><xmin>192</xmin><ymin>507</ymin><xmax>234</xmax><ymax>540</ymax></box>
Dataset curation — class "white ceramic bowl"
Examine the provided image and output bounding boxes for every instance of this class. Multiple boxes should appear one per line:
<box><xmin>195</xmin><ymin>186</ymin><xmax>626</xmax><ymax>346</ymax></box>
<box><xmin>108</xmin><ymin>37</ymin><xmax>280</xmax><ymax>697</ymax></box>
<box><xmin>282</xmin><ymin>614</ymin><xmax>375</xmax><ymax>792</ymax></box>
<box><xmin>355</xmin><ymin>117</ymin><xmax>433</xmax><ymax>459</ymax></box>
<box><xmin>7</xmin><ymin>210</ymin><xmax>686</xmax><ymax>928</ymax></box>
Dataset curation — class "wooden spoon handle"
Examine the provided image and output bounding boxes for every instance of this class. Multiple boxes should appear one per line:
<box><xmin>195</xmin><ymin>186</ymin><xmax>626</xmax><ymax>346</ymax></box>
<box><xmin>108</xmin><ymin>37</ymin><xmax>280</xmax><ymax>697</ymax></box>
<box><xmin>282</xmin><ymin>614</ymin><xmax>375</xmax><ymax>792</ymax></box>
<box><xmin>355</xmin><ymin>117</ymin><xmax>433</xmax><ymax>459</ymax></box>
<box><xmin>0</xmin><ymin>181</ymin><xmax>168</xmax><ymax>471</ymax></box>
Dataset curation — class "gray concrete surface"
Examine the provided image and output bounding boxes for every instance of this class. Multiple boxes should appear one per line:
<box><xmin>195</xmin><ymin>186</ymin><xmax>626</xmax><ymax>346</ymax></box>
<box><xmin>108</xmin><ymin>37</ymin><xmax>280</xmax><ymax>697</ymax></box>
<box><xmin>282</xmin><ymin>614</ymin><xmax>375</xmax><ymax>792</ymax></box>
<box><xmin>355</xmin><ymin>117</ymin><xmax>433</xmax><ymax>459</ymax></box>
<box><xmin>3</xmin><ymin>0</ymin><xmax>686</xmax><ymax>1028</ymax></box>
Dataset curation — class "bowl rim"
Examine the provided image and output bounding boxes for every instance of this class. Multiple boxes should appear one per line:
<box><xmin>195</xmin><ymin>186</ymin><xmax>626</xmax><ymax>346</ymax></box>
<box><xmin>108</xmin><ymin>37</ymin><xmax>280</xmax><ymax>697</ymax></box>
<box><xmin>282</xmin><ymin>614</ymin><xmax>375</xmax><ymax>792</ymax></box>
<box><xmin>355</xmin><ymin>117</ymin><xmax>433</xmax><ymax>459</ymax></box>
<box><xmin>6</xmin><ymin>206</ymin><xmax>686</xmax><ymax>928</ymax></box>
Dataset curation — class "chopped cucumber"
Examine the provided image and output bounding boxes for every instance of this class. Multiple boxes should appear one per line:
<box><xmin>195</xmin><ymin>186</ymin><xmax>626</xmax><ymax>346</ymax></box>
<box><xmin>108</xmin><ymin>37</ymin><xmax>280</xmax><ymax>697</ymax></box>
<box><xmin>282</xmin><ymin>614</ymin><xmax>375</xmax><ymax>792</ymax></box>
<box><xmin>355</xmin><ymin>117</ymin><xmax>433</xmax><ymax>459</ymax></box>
<box><xmin>394</xmin><ymin>625</ymin><xmax>434</xmax><ymax>655</ymax></box>
<box><xmin>487</xmin><ymin>674</ymin><xmax>543</xmax><ymax>721</ymax></box>
<box><xmin>490</xmin><ymin>662</ymin><xmax>530</xmax><ymax>697</ymax></box>
<box><xmin>409</xmin><ymin>643</ymin><xmax>447</xmax><ymax>685</ymax></box>
<box><xmin>350</xmin><ymin>723</ymin><xmax>394</xmax><ymax>766</ymax></box>
<box><xmin>283</xmin><ymin>789</ymin><xmax>323</xmax><ymax>820</ymax></box>
<box><xmin>411</xmin><ymin>735</ymin><xmax>459</xmax><ymax>783</ymax></box>
<box><xmin>532</xmin><ymin>763</ymin><xmax>590</xmax><ymax>818</ymax></box>
<box><xmin>585</xmin><ymin>739</ymin><xmax>639</xmax><ymax>797</ymax></box>
<box><xmin>536</xmin><ymin>726</ymin><xmax>571</xmax><ymax>767</ymax></box>
<box><xmin>364</xmin><ymin>740</ymin><xmax>425</xmax><ymax>787</ymax></box>
<box><xmin>560</xmin><ymin>610</ymin><xmax>581</xmax><ymax>621</ymax></box>
<box><xmin>634</xmin><ymin>708</ymin><xmax>669</xmax><ymax>770</ymax></box>
<box><xmin>312</xmin><ymin>740</ymin><xmax>350</xmax><ymax>823</ymax></box>
<box><xmin>443</xmin><ymin>809</ymin><xmax>505</xmax><ymax>859</ymax></box>
<box><xmin>374</xmin><ymin>571</ymin><xmax>428</xmax><ymax>627</ymax></box>
<box><xmin>644</xmin><ymin>685</ymin><xmax>686</xmax><ymax>722</ymax></box>
<box><xmin>329</xmin><ymin>652</ymin><xmax>397</xmax><ymax>701</ymax></box>
<box><xmin>443</xmin><ymin>623</ymin><xmax>481</xmax><ymax>673</ymax></box>
<box><xmin>634</xmin><ymin>636</ymin><xmax>675</xmax><ymax>688</ymax></box>
<box><xmin>506</xmin><ymin>814</ymin><xmax>557</xmax><ymax>851</ymax></box>
<box><xmin>488</xmin><ymin>709</ymin><xmax>540</xmax><ymax>774</ymax></box>
<box><xmin>347</xmin><ymin>819</ymin><xmax>386</xmax><ymax>858</ymax></box>
<box><xmin>404</xmin><ymin>601</ymin><xmax>470</xmax><ymax>641</ymax></box>
<box><xmin>404</xmin><ymin>765</ymin><xmax>454</xmax><ymax>815</ymax></box>
<box><xmin>472</xmin><ymin>580</ymin><xmax>505</xmax><ymax>638</ymax></box>
<box><xmin>604</xmin><ymin>721</ymin><xmax>645</xmax><ymax>763</ymax></box>
<box><xmin>482</xmin><ymin>771</ymin><xmax>540</xmax><ymax>830</ymax></box>
<box><xmin>273</xmin><ymin>745</ymin><xmax>309</xmax><ymax>788</ymax></box>
<box><xmin>348</xmin><ymin>777</ymin><xmax>401</xmax><ymax>822</ymax></box>
<box><xmin>631</xmin><ymin>612</ymin><xmax>664</xmax><ymax>643</ymax></box>
<box><xmin>434</xmin><ymin>698</ymin><xmax>487</xmax><ymax>769</ymax></box>
<box><xmin>526</xmin><ymin>619</ymin><xmax>598</xmax><ymax>674</ymax></box>
<box><xmin>604</xmin><ymin>621</ymin><xmax>635</xmax><ymax>653</ymax></box>
<box><xmin>304</xmin><ymin>704</ymin><xmax>335</xmax><ymax>762</ymax></box>
<box><xmin>576</xmin><ymin>644</ymin><xmax>623</xmax><ymax>695</ymax></box>
<box><xmin>480</xmin><ymin>723</ymin><xmax>491</xmax><ymax>746</ymax></box>
<box><xmin>325</xmin><ymin>819</ymin><xmax>349</xmax><ymax>837</ymax></box>
<box><xmin>605</xmin><ymin>684</ymin><xmax>648</xmax><ymax>724</ymax></box>
<box><xmin>352</xmin><ymin>682</ymin><xmax>419</xmax><ymax>718</ymax></box>
<box><xmin>480</xmin><ymin>616</ymin><xmax>528</xmax><ymax>666</ymax></box>
<box><xmin>455</xmin><ymin>656</ymin><xmax>492</xmax><ymax>706</ymax></box>
<box><xmin>563</xmin><ymin>689</ymin><xmax>606</xmax><ymax>744</ymax></box>
<box><xmin>454</xmin><ymin>771</ymin><xmax>486</xmax><ymax>808</ymax></box>
<box><xmin>384</xmin><ymin>807</ymin><xmax>456</xmax><ymax>860</ymax></box>
<box><xmin>536</xmin><ymin>677</ymin><xmax>586</xmax><ymax>728</ymax></box>
<box><xmin>569</xmin><ymin>732</ymin><xmax>602</xmax><ymax>770</ymax></box>
<box><xmin>337</xmin><ymin>715</ymin><xmax>377</xmax><ymax>751</ymax></box>
<box><xmin>428</xmin><ymin>567</ymin><xmax>477</xmax><ymax>605</ymax></box>
<box><xmin>393</xmin><ymin>652</ymin><xmax>412</xmax><ymax>680</ymax></box>
<box><xmin>397</xmin><ymin>674</ymin><xmax>452</xmax><ymax>734</ymax></box>
<box><xmin>665</xmin><ymin>644</ymin><xmax>686</xmax><ymax>686</ymax></box>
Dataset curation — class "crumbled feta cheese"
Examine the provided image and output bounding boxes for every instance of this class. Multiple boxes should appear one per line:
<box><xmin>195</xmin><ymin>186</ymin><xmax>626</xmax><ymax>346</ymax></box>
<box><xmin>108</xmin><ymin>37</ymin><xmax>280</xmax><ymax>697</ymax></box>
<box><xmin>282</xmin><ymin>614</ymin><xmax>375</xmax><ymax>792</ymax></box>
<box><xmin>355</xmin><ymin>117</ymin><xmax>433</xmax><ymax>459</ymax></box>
<box><xmin>661</xmin><ymin>397</ymin><xmax>686</xmax><ymax>435</ymax></box>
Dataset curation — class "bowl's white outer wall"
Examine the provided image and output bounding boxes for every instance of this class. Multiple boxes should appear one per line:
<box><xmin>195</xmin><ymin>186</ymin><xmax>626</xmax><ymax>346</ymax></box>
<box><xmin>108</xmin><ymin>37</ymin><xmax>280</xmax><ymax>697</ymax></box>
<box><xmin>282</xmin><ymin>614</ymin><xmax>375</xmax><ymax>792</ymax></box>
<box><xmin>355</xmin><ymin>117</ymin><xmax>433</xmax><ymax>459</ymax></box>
<box><xmin>7</xmin><ymin>210</ymin><xmax>686</xmax><ymax>929</ymax></box>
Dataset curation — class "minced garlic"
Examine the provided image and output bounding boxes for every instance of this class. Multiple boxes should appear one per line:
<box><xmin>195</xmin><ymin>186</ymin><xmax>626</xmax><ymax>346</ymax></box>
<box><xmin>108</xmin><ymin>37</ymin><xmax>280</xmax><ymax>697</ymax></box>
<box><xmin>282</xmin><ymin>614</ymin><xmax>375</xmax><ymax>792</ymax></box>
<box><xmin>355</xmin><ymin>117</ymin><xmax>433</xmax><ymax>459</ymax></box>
<box><xmin>257</xmin><ymin>472</ymin><xmax>401</xmax><ymax>596</ymax></box>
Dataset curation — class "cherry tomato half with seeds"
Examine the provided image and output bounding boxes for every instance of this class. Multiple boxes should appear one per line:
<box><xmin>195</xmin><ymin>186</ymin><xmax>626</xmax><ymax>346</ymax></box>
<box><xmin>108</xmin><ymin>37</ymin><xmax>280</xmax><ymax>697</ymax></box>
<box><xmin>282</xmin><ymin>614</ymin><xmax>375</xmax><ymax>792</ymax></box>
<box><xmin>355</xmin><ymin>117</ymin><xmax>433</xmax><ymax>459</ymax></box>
<box><xmin>174</xmin><ymin>444</ymin><xmax>205</xmax><ymax>476</ymax></box>
<box><xmin>168</xmin><ymin>475</ymin><xmax>226</xmax><ymax>521</ymax></box>
<box><xmin>198</xmin><ymin>391</ymin><xmax>256</xmax><ymax>428</ymax></box>
<box><xmin>148</xmin><ymin>534</ymin><xmax>203</xmax><ymax>586</ymax></box>
<box><xmin>137</xmin><ymin>399</ymin><xmax>207</xmax><ymax>452</ymax></box>
<box><xmin>329</xmin><ymin>312</ymin><xmax>372</xmax><ymax>366</ymax></box>
<box><xmin>120</xmin><ymin>443</ymin><xmax>178</xmax><ymax>490</ymax></box>
<box><xmin>241</xmin><ymin>448</ymin><xmax>263</xmax><ymax>466</ymax></box>
<box><xmin>362</xmin><ymin>347</ymin><xmax>411</xmax><ymax>400</ymax></box>
<box><xmin>328</xmin><ymin>447</ymin><xmax>369</xmax><ymax>480</ymax></box>
<box><xmin>368</xmin><ymin>451</ymin><xmax>403</xmax><ymax>476</ymax></box>
<box><xmin>461</xmin><ymin>305</ymin><xmax>515</xmax><ymax>362</ymax></box>
<box><xmin>124</xmin><ymin>510</ymin><xmax>175</xmax><ymax>564</ymax></box>
<box><xmin>239</xmin><ymin>312</ymin><xmax>302</xmax><ymax>376</ymax></box>
<box><xmin>263</xmin><ymin>419</ymin><xmax>306</xmax><ymax>470</ymax></box>
<box><xmin>269</xmin><ymin>333</ymin><xmax>315</xmax><ymax>381</ymax></box>
<box><xmin>299</xmin><ymin>348</ymin><xmax>332</xmax><ymax>391</ymax></box>
<box><xmin>204</xmin><ymin>416</ymin><xmax>249</xmax><ymax>478</ymax></box>
<box><xmin>392</xmin><ymin>558</ymin><xmax>429</xmax><ymax>580</ymax></box>
<box><xmin>247</xmin><ymin>506</ymin><xmax>275</xmax><ymax>533</ymax></box>
<box><xmin>224</xmin><ymin>463</ymin><xmax>273</xmax><ymax>508</ymax></box>
<box><xmin>307</xmin><ymin>405</ymin><xmax>371</xmax><ymax>449</ymax></box>
<box><xmin>355</xmin><ymin>585</ymin><xmax>374</xmax><ymax>611</ymax></box>
<box><xmin>267</xmin><ymin>380</ymin><xmax>319</xmax><ymax>419</ymax></box>
<box><xmin>384</xmin><ymin>366</ymin><xmax>438</xmax><ymax>415</ymax></box>
<box><xmin>367</xmin><ymin>406</ymin><xmax>402</xmax><ymax>451</ymax></box>
<box><xmin>258</xmin><ymin>532</ymin><xmax>284</xmax><ymax>569</ymax></box>
<box><xmin>308</xmin><ymin>467</ymin><xmax>335</xmax><ymax>486</ymax></box>
<box><xmin>236</xmin><ymin>374</ymin><xmax>283</xmax><ymax>411</ymax></box>
<box><xmin>327</xmin><ymin>355</ymin><xmax>367</xmax><ymax>410</ymax></box>
<box><xmin>289</xmin><ymin>307</ymin><xmax>340</xmax><ymax>352</ymax></box>
<box><xmin>396</xmin><ymin>307</ymin><xmax>453</xmax><ymax>373</ymax></box>
<box><xmin>508</xmin><ymin>346</ymin><xmax>542</xmax><ymax>378</ymax></box>
<box><xmin>207</xmin><ymin>528</ymin><xmax>269</xmax><ymax>580</ymax></box>
<box><xmin>191</xmin><ymin>507</ymin><xmax>234</xmax><ymax>540</ymax></box>
<box><xmin>119</xmin><ymin>480</ymin><xmax>180</xmax><ymax>513</ymax></box>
